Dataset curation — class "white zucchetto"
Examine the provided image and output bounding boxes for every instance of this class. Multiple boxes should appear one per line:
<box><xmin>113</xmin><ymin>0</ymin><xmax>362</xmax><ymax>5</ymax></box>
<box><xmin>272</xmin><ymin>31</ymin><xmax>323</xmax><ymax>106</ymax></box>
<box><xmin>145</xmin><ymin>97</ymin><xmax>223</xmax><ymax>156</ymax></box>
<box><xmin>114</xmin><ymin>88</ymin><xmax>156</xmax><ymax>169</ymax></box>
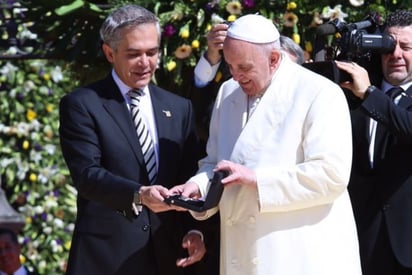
<box><xmin>227</xmin><ymin>14</ymin><xmax>280</xmax><ymax>44</ymax></box>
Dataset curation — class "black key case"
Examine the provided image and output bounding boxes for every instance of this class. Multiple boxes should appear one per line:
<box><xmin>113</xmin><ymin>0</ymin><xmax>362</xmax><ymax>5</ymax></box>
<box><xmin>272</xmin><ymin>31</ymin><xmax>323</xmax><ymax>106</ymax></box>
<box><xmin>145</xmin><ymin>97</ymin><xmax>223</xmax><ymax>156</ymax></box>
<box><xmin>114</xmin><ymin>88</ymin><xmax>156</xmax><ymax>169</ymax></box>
<box><xmin>165</xmin><ymin>170</ymin><xmax>228</xmax><ymax>212</ymax></box>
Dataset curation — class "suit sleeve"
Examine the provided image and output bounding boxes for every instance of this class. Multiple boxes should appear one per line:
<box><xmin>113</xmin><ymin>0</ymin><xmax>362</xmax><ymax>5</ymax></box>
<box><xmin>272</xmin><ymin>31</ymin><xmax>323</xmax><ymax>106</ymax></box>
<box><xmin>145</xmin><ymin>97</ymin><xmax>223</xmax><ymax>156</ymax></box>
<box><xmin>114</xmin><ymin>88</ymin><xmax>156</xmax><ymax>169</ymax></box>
<box><xmin>361</xmin><ymin>88</ymin><xmax>412</xmax><ymax>137</ymax></box>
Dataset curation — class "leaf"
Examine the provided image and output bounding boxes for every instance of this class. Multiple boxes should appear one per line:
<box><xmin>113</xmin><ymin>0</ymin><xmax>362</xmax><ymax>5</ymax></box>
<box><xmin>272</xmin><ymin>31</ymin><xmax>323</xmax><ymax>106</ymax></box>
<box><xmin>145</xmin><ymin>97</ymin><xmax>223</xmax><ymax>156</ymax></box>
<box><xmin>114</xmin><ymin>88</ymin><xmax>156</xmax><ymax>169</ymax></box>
<box><xmin>55</xmin><ymin>0</ymin><xmax>85</xmax><ymax>16</ymax></box>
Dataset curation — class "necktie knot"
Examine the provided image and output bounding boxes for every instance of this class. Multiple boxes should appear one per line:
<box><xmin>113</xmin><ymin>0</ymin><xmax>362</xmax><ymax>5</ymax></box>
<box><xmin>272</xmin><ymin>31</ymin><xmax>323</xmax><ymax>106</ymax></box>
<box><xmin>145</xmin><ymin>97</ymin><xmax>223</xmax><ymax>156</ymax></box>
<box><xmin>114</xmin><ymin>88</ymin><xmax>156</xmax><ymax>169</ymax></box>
<box><xmin>386</xmin><ymin>87</ymin><xmax>404</xmax><ymax>101</ymax></box>
<box><xmin>129</xmin><ymin>89</ymin><xmax>143</xmax><ymax>104</ymax></box>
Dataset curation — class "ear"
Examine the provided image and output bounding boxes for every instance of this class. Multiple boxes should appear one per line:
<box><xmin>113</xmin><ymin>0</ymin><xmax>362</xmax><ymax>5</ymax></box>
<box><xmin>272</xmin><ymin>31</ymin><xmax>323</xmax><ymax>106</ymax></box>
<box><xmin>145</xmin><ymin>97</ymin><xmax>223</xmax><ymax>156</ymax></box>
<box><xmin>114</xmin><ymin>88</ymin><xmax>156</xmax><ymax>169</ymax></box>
<box><xmin>269</xmin><ymin>50</ymin><xmax>282</xmax><ymax>69</ymax></box>
<box><xmin>269</xmin><ymin>50</ymin><xmax>281</xmax><ymax>64</ymax></box>
<box><xmin>102</xmin><ymin>43</ymin><xmax>115</xmax><ymax>64</ymax></box>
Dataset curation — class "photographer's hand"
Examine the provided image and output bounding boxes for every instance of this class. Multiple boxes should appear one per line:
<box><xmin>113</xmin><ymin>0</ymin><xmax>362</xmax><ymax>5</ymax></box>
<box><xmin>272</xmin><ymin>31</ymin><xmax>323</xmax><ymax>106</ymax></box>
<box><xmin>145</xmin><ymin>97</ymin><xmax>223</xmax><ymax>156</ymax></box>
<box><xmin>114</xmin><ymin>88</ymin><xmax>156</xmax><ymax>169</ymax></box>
<box><xmin>335</xmin><ymin>61</ymin><xmax>371</xmax><ymax>99</ymax></box>
<box><xmin>205</xmin><ymin>23</ymin><xmax>228</xmax><ymax>65</ymax></box>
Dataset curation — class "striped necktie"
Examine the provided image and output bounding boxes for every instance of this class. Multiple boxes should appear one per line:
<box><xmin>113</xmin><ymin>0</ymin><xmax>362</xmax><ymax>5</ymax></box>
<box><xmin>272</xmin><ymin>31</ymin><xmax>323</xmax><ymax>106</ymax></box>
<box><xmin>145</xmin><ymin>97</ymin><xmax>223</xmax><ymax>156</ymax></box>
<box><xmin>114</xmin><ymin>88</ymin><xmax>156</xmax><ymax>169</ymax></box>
<box><xmin>386</xmin><ymin>86</ymin><xmax>404</xmax><ymax>102</ymax></box>
<box><xmin>129</xmin><ymin>89</ymin><xmax>157</xmax><ymax>184</ymax></box>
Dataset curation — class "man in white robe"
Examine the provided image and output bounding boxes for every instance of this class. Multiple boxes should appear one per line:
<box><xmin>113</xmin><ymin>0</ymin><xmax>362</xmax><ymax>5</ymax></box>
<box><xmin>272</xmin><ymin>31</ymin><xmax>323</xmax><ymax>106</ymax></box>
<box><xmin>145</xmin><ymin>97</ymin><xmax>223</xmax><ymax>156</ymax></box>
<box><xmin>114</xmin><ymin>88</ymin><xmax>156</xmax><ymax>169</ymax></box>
<box><xmin>171</xmin><ymin>14</ymin><xmax>362</xmax><ymax>275</ymax></box>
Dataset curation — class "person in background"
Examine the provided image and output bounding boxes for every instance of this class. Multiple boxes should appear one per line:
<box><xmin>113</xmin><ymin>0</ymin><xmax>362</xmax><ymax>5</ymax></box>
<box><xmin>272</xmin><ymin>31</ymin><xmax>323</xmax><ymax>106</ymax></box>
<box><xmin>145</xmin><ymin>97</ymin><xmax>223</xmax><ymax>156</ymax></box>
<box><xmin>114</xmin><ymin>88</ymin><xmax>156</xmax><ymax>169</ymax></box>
<box><xmin>171</xmin><ymin>14</ymin><xmax>362</xmax><ymax>275</ymax></box>
<box><xmin>0</xmin><ymin>228</ymin><xmax>38</xmax><ymax>275</ymax></box>
<box><xmin>336</xmin><ymin>9</ymin><xmax>412</xmax><ymax>275</ymax></box>
<box><xmin>194</xmin><ymin>23</ymin><xmax>305</xmax><ymax>89</ymax></box>
<box><xmin>59</xmin><ymin>5</ymin><xmax>205</xmax><ymax>275</ymax></box>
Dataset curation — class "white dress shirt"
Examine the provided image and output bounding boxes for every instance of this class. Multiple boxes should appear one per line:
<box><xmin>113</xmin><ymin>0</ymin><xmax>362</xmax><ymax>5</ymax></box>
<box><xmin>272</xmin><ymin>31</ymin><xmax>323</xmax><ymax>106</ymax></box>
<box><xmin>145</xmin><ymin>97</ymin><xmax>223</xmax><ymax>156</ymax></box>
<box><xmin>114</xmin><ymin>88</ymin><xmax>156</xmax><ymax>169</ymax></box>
<box><xmin>111</xmin><ymin>70</ymin><xmax>159</xmax><ymax>165</ymax></box>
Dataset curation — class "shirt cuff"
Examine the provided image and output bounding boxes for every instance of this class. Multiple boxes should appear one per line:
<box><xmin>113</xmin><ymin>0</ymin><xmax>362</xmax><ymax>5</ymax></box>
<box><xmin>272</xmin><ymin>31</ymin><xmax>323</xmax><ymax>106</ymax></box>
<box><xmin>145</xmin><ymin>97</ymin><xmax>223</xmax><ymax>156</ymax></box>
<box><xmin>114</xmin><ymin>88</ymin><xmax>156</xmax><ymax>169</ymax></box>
<box><xmin>194</xmin><ymin>54</ymin><xmax>221</xmax><ymax>88</ymax></box>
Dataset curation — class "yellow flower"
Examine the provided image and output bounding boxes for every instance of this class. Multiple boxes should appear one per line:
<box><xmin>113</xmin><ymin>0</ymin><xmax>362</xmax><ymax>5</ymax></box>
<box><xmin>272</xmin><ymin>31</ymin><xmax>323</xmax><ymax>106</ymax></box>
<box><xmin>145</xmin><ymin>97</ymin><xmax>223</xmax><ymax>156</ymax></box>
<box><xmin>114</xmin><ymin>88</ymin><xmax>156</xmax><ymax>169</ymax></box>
<box><xmin>226</xmin><ymin>1</ymin><xmax>242</xmax><ymax>15</ymax></box>
<box><xmin>25</xmin><ymin>216</ymin><xmax>32</xmax><ymax>224</ymax></box>
<box><xmin>166</xmin><ymin>60</ymin><xmax>177</xmax><ymax>71</ymax></box>
<box><xmin>64</xmin><ymin>240</ymin><xmax>72</xmax><ymax>250</ymax></box>
<box><xmin>215</xmin><ymin>71</ymin><xmax>223</xmax><ymax>83</ymax></box>
<box><xmin>174</xmin><ymin>45</ymin><xmax>192</xmax><ymax>59</ymax></box>
<box><xmin>29</xmin><ymin>173</ymin><xmax>37</xmax><ymax>182</ymax></box>
<box><xmin>22</xmin><ymin>140</ymin><xmax>30</xmax><ymax>150</ymax></box>
<box><xmin>191</xmin><ymin>40</ymin><xmax>200</xmax><ymax>49</ymax></box>
<box><xmin>206</xmin><ymin>24</ymin><xmax>212</xmax><ymax>32</ymax></box>
<box><xmin>305</xmin><ymin>41</ymin><xmax>313</xmax><ymax>52</ymax></box>
<box><xmin>283</xmin><ymin>12</ymin><xmax>298</xmax><ymax>28</ymax></box>
<box><xmin>43</xmin><ymin>73</ymin><xmax>50</xmax><ymax>81</ymax></box>
<box><xmin>292</xmin><ymin>33</ymin><xmax>300</xmax><ymax>45</ymax></box>
<box><xmin>26</xmin><ymin>109</ymin><xmax>37</xmax><ymax>121</ymax></box>
<box><xmin>227</xmin><ymin>15</ymin><xmax>237</xmax><ymax>22</ymax></box>
<box><xmin>287</xmin><ymin>2</ymin><xmax>297</xmax><ymax>10</ymax></box>
<box><xmin>180</xmin><ymin>29</ymin><xmax>190</xmax><ymax>39</ymax></box>
<box><xmin>46</xmin><ymin>104</ymin><xmax>53</xmax><ymax>113</ymax></box>
<box><xmin>20</xmin><ymin>255</ymin><xmax>26</xmax><ymax>264</ymax></box>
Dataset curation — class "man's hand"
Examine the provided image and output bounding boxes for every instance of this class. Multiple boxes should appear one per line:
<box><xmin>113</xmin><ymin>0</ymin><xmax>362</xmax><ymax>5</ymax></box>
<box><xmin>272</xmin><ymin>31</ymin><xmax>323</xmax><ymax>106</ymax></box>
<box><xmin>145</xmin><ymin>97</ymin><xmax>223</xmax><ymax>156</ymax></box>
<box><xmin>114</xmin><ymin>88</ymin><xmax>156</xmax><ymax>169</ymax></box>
<box><xmin>176</xmin><ymin>231</ymin><xmax>206</xmax><ymax>267</ymax></box>
<box><xmin>214</xmin><ymin>159</ymin><xmax>257</xmax><ymax>188</ymax></box>
<box><xmin>168</xmin><ymin>182</ymin><xmax>201</xmax><ymax>199</ymax></box>
<box><xmin>205</xmin><ymin>23</ymin><xmax>228</xmax><ymax>65</ymax></box>
<box><xmin>335</xmin><ymin>60</ymin><xmax>372</xmax><ymax>99</ymax></box>
<box><xmin>139</xmin><ymin>185</ymin><xmax>179</xmax><ymax>212</ymax></box>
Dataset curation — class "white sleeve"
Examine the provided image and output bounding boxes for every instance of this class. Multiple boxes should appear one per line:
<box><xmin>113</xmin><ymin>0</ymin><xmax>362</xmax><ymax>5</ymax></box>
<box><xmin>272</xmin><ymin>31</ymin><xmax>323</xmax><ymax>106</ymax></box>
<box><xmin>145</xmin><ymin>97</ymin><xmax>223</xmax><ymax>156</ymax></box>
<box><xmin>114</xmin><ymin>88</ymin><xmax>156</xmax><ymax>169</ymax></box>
<box><xmin>194</xmin><ymin>53</ymin><xmax>221</xmax><ymax>88</ymax></box>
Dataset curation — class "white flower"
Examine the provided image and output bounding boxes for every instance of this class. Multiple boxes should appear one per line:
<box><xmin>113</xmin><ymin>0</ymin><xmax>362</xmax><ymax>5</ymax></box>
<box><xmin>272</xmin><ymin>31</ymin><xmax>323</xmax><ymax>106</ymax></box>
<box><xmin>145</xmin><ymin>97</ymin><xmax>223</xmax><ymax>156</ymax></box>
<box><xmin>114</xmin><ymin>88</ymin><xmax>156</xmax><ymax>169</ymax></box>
<box><xmin>51</xmin><ymin>66</ymin><xmax>63</xmax><ymax>82</ymax></box>
<box><xmin>34</xmin><ymin>205</ymin><xmax>44</xmax><ymax>214</ymax></box>
<box><xmin>0</xmin><ymin>62</ymin><xmax>18</xmax><ymax>77</ymax></box>
<box><xmin>321</xmin><ymin>5</ymin><xmax>348</xmax><ymax>22</ymax></box>
<box><xmin>43</xmin><ymin>227</ymin><xmax>52</xmax><ymax>234</ymax></box>
<box><xmin>67</xmin><ymin>223</ymin><xmax>75</xmax><ymax>232</ymax></box>
<box><xmin>53</xmin><ymin>218</ymin><xmax>64</xmax><ymax>228</ymax></box>
<box><xmin>17</xmin><ymin>28</ymin><xmax>38</xmax><ymax>40</ymax></box>
<box><xmin>349</xmin><ymin>0</ymin><xmax>364</xmax><ymax>7</ymax></box>
<box><xmin>17</xmin><ymin>161</ymin><xmax>30</xmax><ymax>180</ymax></box>
<box><xmin>211</xmin><ymin>13</ymin><xmax>225</xmax><ymax>25</ymax></box>
<box><xmin>44</xmin><ymin>144</ymin><xmax>56</xmax><ymax>155</ymax></box>
<box><xmin>0</xmin><ymin>158</ymin><xmax>14</xmax><ymax>168</ymax></box>
<box><xmin>16</xmin><ymin>122</ymin><xmax>31</xmax><ymax>136</ymax></box>
<box><xmin>23</xmin><ymin>80</ymin><xmax>36</xmax><ymax>92</ymax></box>
<box><xmin>38</xmin><ymin>260</ymin><xmax>47</xmax><ymax>270</ymax></box>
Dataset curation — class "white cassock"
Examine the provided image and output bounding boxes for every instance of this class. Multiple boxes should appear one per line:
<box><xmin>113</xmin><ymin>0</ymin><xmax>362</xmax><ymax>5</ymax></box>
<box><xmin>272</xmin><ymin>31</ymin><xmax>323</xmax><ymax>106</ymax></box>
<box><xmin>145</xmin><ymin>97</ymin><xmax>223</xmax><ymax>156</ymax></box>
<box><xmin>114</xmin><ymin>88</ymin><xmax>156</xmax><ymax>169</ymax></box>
<box><xmin>189</xmin><ymin>55</ymin><xmax>362</xmax><ymax>275</ymax></box>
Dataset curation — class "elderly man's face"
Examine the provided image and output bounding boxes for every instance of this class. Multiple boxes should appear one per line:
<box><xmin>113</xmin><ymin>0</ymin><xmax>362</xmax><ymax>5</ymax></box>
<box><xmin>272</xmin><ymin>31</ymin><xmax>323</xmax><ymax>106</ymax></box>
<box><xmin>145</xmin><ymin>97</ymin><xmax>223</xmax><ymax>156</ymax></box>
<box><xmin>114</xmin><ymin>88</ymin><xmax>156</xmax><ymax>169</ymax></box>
<box><xmin>223</xmin><ymin>37</ymin><xmax>280</xmax><ymax>96</ymax></box>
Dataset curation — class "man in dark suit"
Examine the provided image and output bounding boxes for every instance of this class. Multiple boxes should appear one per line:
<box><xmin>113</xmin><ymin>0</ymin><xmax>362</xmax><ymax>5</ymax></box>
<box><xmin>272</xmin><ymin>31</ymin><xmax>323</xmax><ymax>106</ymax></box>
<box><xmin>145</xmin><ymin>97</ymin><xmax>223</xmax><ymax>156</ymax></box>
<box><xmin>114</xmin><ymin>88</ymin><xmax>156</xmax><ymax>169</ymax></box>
<box><xmin>59</xmin><ymin>5</ymin><xmax>205</xmax><ymax>275</ymax></box>
<box><xmin>0</xmin><ymin>227</ymin><xmax>38</xmax><ymax>275</ymax></box>
<box><xmin>336</xmin><ymin>9</ymin><xmax>412</xmax><ymax>275</ymax></box>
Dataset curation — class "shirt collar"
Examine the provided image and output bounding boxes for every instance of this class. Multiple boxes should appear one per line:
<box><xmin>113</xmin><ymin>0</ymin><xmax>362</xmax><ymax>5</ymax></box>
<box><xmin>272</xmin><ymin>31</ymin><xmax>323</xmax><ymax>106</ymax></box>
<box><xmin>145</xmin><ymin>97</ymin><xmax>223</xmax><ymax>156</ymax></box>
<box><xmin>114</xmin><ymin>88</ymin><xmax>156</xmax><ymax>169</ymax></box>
<box><xmin>381</xmin><ymin>79</ymin><xmax>412</xmax><ymax>93</ymax></box>
<box><xmin>111</xmin><ymin>70</ymin><xmax>149</xmax><ymax>101</ymax></box>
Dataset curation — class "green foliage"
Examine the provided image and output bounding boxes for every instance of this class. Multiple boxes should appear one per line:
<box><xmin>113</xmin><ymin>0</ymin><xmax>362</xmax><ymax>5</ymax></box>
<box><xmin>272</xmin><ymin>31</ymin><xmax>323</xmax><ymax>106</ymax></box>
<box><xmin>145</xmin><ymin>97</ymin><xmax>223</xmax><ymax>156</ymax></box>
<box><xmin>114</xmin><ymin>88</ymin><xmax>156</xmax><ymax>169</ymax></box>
<box><xmin>0</xmin><ymin>59</ymin><xmax>78</xmax><ymax>274</ymax></box>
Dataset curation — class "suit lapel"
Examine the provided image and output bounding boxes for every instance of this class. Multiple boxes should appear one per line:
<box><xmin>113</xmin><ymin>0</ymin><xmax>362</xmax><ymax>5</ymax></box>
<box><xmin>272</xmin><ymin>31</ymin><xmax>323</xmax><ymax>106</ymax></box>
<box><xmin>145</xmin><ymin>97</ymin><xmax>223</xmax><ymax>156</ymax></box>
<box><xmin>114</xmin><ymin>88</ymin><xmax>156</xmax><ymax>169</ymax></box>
<box><xmin>100</xmin><ymin>76</ymin><xmax>146</xmax><ymax>167</ymax></box>
<box><xmin>374</xmin><ymin>85</ymin><xmax>412</xmax><ymax>164</ymax></box>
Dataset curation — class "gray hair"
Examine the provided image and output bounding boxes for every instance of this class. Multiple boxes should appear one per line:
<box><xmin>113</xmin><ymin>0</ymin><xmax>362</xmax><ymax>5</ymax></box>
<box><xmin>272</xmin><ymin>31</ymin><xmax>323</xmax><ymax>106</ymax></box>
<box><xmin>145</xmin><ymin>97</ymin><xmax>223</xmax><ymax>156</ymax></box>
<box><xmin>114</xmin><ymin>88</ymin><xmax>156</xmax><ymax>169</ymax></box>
<box><xmin>99</xmin><ymin>5</ymin><xmax>161</xmax><ymax>50</ymax></box>
<box><xmin>280</xmin><ymin>35</ymin><xmax>305</xmax><ymax>64</ymax></box>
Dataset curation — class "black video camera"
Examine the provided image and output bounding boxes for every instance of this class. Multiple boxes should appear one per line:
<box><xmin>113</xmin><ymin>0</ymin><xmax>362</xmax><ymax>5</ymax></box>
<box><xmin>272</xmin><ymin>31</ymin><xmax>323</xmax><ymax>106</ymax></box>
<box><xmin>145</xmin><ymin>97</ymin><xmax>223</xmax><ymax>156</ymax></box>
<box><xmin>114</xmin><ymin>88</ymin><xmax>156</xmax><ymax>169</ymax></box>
<box><xmin>304</xmin><ymin>14</ymin><xmax>396</xmax><ymax>83</ymax></box>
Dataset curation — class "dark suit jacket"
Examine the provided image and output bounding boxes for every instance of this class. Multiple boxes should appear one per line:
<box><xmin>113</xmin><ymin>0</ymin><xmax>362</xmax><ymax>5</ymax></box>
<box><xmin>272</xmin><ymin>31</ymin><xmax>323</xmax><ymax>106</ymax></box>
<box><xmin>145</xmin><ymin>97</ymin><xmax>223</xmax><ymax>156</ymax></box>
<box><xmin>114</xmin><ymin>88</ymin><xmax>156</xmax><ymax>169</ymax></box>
<box><xmin>59</xmin><ymin>74</ymin><xmax>203</xmax><ymax>275</ymax></box>
<box><xmin>348</xmin><ymin>85</ymin><xmax>412</xmax><ymax>269</ymax></box>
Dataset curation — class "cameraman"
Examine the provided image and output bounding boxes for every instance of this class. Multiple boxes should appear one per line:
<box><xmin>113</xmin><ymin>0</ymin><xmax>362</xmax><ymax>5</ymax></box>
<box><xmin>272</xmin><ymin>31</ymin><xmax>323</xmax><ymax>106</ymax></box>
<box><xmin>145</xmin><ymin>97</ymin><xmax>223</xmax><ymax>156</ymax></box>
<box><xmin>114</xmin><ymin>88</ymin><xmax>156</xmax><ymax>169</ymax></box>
<box><xmin>336</xmin><ymin>9</ymin><xmax>412</xmax><ymax>275</ymax></box>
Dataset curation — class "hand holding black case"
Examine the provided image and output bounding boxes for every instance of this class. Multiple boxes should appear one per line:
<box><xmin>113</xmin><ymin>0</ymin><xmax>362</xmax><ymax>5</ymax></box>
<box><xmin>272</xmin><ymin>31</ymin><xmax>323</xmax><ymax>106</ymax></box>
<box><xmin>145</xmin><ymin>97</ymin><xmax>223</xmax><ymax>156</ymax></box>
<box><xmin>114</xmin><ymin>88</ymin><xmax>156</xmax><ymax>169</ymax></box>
<box><xmin>165</xmin><ymin>170</ymin><xmax>228</xmax><ymax>212</ymax></box>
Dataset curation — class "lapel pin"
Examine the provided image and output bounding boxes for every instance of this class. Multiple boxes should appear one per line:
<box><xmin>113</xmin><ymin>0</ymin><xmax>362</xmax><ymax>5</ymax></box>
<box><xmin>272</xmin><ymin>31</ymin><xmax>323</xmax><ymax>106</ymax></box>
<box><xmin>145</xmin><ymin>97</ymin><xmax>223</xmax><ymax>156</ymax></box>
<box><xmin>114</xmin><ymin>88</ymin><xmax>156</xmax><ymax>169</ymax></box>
<box><xmin>162</xmin><ymin>110</ymin><xmax>172</xmax><ymax>117</ymax></box>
